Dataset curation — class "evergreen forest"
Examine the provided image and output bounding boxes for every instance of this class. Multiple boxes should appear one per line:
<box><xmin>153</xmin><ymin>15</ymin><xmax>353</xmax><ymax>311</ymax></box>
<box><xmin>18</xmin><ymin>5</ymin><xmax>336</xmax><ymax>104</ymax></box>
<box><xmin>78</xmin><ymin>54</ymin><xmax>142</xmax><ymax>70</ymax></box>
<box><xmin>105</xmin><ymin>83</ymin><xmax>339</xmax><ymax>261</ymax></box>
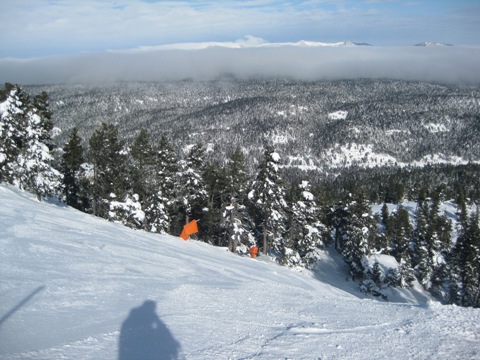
<box><xmin>1</xmin><ymin>81</ymin><xmax>480</xmax><ymax>308</ymax></box>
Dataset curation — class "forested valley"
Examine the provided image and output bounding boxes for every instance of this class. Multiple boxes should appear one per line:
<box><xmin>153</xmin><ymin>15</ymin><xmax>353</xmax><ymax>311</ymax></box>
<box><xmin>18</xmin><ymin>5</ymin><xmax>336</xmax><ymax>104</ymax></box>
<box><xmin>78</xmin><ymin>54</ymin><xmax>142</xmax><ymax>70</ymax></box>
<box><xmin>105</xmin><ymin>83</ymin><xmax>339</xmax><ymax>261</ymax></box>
<box><xmin>1</xmin><ymin>79</ymin><xmax>480</xmax><ymax>308</ymax></box>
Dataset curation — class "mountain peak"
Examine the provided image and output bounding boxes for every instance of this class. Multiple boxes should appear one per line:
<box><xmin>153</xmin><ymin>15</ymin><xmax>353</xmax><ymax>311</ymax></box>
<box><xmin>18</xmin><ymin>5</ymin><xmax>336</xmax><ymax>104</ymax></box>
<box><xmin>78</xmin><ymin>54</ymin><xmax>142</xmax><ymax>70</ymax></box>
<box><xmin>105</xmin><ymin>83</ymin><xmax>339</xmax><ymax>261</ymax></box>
<box><xmin>415</xmin><ymin>41</ymin><xmax>453</xmax><ymax>47</ymax></box>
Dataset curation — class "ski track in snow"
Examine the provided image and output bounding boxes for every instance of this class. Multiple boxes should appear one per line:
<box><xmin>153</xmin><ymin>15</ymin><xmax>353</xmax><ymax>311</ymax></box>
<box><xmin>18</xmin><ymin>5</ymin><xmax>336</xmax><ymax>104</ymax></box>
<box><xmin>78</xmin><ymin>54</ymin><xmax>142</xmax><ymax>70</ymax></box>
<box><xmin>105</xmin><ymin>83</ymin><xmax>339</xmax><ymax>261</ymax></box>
<box><xmin>1</xmin><ymin>185</ymin><xmax>480</xmax><ymax>359</ymax></box>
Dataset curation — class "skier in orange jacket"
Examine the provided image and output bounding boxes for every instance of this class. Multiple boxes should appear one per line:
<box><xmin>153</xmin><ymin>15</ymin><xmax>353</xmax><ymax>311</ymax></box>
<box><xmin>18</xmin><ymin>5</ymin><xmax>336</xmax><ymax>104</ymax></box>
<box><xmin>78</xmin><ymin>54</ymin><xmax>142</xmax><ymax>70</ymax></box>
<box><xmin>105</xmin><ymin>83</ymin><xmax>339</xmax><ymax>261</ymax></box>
<box><xmin>249</xmin><ymin>245</ymin><xmax>258</xmax><ymax>258</ymax></box>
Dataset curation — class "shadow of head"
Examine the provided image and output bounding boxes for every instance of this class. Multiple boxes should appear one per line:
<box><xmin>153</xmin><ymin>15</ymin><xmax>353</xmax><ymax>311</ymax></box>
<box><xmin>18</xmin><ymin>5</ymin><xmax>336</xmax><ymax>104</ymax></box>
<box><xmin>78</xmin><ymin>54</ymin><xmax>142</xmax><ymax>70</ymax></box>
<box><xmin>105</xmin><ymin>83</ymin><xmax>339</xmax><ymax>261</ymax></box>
<box><xmin>119</xmin><ymin>300</ymin><xmax>181</xmax><ymax>360</ymax></box>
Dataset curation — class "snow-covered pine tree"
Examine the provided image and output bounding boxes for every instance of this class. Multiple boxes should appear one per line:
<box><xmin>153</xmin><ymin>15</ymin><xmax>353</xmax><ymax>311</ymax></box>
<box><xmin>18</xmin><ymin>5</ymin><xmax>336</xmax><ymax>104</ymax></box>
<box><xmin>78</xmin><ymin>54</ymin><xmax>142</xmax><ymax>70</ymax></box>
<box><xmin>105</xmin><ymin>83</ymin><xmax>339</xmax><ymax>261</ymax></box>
<box><xmin>16</xmin><ymin>103</ymin><xmax>62</xmax><ymax>200</ymax></box>
<box><xmin>446</xmin><ymin>195</ymin><xmax>469</xmax><ymax>305</ymax></box>
<box><xmin>156</xmin><ymin>136</ymin><xmax>178</xmax><ymax>202</ymax></box>
<box><xmin>373</xmin><ymin>203</ymin><xmax>390</xmax><ymax>252</ymax></box>
<box><xmin>285</xmin><ymin>180</ymin><xmax>326</xmax><ymax>268</ymax></box>
<box><xmin>412</xmin><ymin>197</ymin><xmax>430</xmax><ymax>284</ymax></box>
<box><xmin>143</xmin><ymin>189</ymin><xmax>170</xmax><ymax>233</ymax></box>
<box><xmin>32</xmin><ymin>91</ymin><xmax>53</xmax><ymax>146</ymax></box>
<box><xmin>0</xmin><ymin>84</ymin><xmax>26</xmax><ymax>183</ymax></box>
<box><xmin>127</xmin><ymin>129</ymin><xmax>170</xmax><ymax>232</ymax></box>
<box><xmin>175</xmin><ymin>143</ymin><xmax>208</xmax><ymax>234</ymax></box>
<box><xmin>248</xmin><ymin>144</ymin><xmax>288</xmax><ymax>256</ymax></box>
<box><xmin>146</xmin><ymin>135</ymin><xmax>178</xmax><ymax>234</ymax></box>
<box><xmin>223</xmin><ymin>146</ymin><xmax>255</xmax><ymax>254</ymax></box>
<box><xmin>412</xmin><ymin>194</ymin><xmax>452</xmax><ymax>294</ymax></box>
<box><xmin>451</xmin><ymin>211</ymin><xmax>480</xmax><ymax>307</ymax></box>
<box><xmin>385</xmin><ymin>206</ymin><xmax>415</xmax><ymax>286</ymax></box>
<box><xmin>0</xmin><ymin>84</ymin><xmax>62</xmax><ymax>199</ymax></box>
<box><xmin>360</xmin><ymin>260</ymin><xmax>387</xmax><ymax>299</ymax></box>
<box><xmin>88</xmin><ymin>123</ymin><xmax>127</xmax><ymax>218</ymax></box>
<box><xmin>109</xmin><ymin>193</ymin><xmax>145</xmax><ymax>229</ymax></box>
<box><xmin>332</xmin><ymin>192</ymin><xmax>376</xmax><ymax>281</ymax></box>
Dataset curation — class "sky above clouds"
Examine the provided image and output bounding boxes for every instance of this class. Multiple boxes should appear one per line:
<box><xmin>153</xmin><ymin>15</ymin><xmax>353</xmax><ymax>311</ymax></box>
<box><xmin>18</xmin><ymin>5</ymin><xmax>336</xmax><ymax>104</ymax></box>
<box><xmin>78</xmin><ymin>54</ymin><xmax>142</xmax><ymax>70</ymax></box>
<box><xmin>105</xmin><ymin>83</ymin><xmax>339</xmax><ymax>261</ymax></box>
<box><xmin>1</xmin><ymin>0</ymin><xmax>479</xmax><ymax>58</ymax></box>
<box><xmin>0</xmin><ymin>0</ymin><xmax>479</xmax><ymax>84</ymax></box>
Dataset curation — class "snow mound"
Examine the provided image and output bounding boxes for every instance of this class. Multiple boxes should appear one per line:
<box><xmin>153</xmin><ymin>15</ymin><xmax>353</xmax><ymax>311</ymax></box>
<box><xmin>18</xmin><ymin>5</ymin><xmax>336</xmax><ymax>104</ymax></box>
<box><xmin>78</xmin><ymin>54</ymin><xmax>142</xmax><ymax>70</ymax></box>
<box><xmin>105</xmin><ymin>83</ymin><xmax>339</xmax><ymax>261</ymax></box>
<box><xmin>328</xmin><ymin>110</ymin><xmax>348</xmax><ymax>120</ymax></box>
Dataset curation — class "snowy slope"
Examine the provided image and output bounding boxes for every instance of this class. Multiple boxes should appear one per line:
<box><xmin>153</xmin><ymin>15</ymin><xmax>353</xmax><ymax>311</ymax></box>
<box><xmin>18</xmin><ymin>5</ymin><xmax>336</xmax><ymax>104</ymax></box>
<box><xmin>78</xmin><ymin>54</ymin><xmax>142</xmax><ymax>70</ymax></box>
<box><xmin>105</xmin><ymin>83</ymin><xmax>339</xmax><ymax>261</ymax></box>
<box><xmin>1</xmin><ymin>185</ymin><xmax>480</xmax><ymax>359</ymax></box>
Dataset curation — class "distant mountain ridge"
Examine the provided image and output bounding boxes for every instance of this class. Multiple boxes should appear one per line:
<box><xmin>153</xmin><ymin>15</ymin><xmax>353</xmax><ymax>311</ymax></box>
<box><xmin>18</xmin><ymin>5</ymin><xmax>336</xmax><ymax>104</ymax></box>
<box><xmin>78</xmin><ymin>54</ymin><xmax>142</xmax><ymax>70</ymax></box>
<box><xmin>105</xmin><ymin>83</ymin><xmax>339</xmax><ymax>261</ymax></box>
<box><xmin>415</xmin><ymin>41</ymin><xmax>453</xmax><ymax>47</ymax></box>
<box><xmin>111</xmin><ymin>36</ymin><xmax>373</xmax><ymax>53</ymax></box>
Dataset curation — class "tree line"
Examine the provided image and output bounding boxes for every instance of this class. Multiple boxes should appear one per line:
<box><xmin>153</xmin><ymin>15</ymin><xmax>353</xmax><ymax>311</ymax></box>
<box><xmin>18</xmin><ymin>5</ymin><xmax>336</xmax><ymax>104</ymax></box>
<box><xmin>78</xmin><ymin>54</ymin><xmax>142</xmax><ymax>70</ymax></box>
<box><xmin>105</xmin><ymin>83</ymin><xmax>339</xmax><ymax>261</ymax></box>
<box><xmin>2</xmin><ymin>83</ymin><xmax>479</xmax><ymax>307</ymax></box>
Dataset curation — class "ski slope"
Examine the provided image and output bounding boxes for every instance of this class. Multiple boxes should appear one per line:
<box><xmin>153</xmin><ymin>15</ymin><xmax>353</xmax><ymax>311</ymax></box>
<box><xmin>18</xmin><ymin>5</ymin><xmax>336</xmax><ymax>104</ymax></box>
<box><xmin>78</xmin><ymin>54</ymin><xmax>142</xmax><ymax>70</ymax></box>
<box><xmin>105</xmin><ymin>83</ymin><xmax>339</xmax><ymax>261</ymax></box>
<box><xmin>1</xmin><ymin>184</ymin><xmax>479</xmax><ymax>359</ymax></box>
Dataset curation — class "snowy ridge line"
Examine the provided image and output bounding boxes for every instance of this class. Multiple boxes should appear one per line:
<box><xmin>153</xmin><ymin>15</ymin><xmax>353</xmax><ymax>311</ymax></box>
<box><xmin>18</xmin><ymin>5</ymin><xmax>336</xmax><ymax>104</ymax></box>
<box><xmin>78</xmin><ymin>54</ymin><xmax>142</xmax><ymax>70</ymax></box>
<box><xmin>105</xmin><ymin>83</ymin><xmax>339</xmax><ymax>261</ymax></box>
<box><xmin>109</xmin><ymin>36</ymin><xmax>369</xmax><ymax>53</ymax></box>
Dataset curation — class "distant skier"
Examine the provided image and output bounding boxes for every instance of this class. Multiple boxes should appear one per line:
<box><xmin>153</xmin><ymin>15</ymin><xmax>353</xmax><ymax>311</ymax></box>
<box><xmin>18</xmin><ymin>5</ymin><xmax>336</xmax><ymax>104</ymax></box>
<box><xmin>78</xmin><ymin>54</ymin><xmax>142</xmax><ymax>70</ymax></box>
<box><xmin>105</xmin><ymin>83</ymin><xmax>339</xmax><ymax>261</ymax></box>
<box><xmin>249</xmin><ymin>245</ymin><xmax>258</xmax><ymax>259</ymax></box>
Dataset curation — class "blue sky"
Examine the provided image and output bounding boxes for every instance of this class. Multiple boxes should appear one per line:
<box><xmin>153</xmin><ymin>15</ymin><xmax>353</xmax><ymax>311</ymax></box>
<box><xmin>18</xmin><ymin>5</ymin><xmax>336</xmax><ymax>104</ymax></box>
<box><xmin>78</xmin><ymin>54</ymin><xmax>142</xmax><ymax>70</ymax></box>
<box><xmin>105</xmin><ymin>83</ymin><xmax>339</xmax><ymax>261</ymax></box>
<box><xmin>1</xmin><ymin>0</ymin><xmax>479</xmax><ymax>58</ymax></box>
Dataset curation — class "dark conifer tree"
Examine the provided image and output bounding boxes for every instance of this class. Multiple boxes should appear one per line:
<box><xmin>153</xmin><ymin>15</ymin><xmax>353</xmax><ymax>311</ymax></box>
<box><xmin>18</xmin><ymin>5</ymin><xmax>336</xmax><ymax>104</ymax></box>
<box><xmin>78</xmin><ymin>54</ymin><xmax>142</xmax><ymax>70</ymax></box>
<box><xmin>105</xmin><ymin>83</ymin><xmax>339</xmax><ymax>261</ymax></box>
<box><xmin>88</xmin><ymin>123</ymin><xmax>126</xmax><ymax>218</ymax></box>
<box><xmin>412</xmin><ymin>194</ymin><xmax>452</xmax><ymax>294</ymax></box>
<box><xmin>223</xmin><ymin>146</ymin><xmax>254</xmax><ymax>253</ymax></box>
<box><xmin>62</xmin><ymin>127</ymin><xmax>87</xmax><ymax>210</ymax></box>
<box><xmin>130</xmin><ymin>129</ymin><xmax>155</xmax><ymax>201</ymax></box>
<box><xmin>331</xmin><ymin>192</ymin><xmax>376</xmax><ymax>281</ymax></box>
<box><xmin>451</xmin><ymin>211</ymin><xmax>480</xmax><ymax>307</ymax></box>
<box><xmin>32</xmin><ymin>91</ymin><xmax>53</xmax><ymax>145</ymax></box>
<box><xmin>384</xmin><ymin>206</ymin><xmax>415</xmax><ymax>287</ymax></box>
<box><xmin>202</xmin><ymin>161</ymin><xmax>229</xmax><ymax>245</ymax></box>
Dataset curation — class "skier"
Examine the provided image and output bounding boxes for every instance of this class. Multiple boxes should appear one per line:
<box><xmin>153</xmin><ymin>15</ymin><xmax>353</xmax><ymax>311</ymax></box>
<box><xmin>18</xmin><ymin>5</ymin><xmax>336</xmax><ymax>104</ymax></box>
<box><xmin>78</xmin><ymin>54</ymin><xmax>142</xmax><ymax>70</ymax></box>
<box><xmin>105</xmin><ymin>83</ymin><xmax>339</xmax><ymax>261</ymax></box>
<box><xmin>249</xmin><ymin>245</ymin><xmax>258</xmax><ymax>259</ymax></box>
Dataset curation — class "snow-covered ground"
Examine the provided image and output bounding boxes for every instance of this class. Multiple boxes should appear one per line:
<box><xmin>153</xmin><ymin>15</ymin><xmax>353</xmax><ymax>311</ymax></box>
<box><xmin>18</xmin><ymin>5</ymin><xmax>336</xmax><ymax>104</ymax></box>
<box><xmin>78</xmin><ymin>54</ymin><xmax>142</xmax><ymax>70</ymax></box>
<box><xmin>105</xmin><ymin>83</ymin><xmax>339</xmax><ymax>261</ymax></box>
<box><xmin>1</xmin><ymin>185</ymin><xmax>480</xmax><ymax>359</ymax></box>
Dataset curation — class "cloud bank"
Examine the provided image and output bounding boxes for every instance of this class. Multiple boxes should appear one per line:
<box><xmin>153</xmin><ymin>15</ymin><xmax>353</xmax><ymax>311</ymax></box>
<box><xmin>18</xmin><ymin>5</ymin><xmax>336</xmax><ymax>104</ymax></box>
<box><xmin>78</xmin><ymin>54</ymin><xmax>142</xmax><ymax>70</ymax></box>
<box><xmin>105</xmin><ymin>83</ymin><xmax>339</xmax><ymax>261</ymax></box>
<box><xmin>1</xmin><ymin>45</ymin><xmax>480</xmax><ymax>85</ymax></box>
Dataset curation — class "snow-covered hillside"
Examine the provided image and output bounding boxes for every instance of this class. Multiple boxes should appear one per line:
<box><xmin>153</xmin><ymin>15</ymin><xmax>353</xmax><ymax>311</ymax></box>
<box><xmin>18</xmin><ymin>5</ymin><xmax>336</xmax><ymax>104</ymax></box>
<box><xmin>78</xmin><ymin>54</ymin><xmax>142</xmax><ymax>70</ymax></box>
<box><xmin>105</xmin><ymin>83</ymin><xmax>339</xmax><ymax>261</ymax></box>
<box><xmin>1</xmin><ymin>185</ymin><xmax>480</xmax><ymax>359</ymax></box>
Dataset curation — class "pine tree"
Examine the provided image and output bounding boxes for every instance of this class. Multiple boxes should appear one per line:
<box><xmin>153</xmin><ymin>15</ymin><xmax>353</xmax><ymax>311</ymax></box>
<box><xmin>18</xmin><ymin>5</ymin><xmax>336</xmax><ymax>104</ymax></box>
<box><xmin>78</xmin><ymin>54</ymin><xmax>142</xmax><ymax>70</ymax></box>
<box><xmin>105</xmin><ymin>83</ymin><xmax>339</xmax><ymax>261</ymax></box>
<box><xmin>14</xmin><ymin>89</ymin><xmax>62</xmax><ymax>199</ymax></box>
<box><xmin>286</xmin><ymin>180</ymin><xmax>326</xmax><ymax>268</ymax></box>
<box><xmin>156</xmin><ymin>135</ymin><xmax>178</xmax><ymax>202</ymax></box>
<box><xmin>32</xmin><ymin>91</ymin><xmax>53</xmax><ymax>145</ymax></box>
<box><xmin>174</xmin><ymin>143</ymin><xmax>208</xmax><ymax>235</ymax></box>
<box><xmin>146</xmin><ymin>135</ymin><xmax>178</xmax><ymax>234</ymax></box>
<box><xmin>447</xmin><ymin>193</ymin><xmax>469</xmax><ymax>305</ymax></box>
<box><xmin>62</xmin><ymin>127</ymin><xmax>86</xmax><ymax>210</ymax></box>
<box><xmin>333</xmin><ymin>192</ymin><xmax>376</xmax><ymax>281</ymax></box>
<box><xmin>248</xmin><ymin>144</ymin><xmax>288</xmax><ymax>256</ymax></box>
<box><xmin>387</xmin><ymin>206</ymin><xmax>413</xmax><ymax>264</ymax></box>
<box><xmin>203</xmin><ymin>161</ymin><xmax>229</xmax><ymax>245</ymax></box>
<box><xmin>361</xmin><ymin>260</ymin><xmax>387</xmax><ymax>299</ymax></box>
<box><xmin>379</xmin><ymin>206</ymin><xmax>415</xmax><ymax>288</ymax></box>
<box><xmin>452</xmin><ymin>211</ymin><xmax>480</xmax><ymax>307</ymax></box>
<box><xmin>144</xmin><ymin>189</ymin><xmax>171</xmax><ymax>233</ymax></box>
<box><xmin>412</xmin><ymin>194</ymin><xmax>452</xmax><ymax>293</ymax></box>
<box><xmin>109</xmin><ymin>193</ymin><xmax>145</xmax><ymax>229</ymax></box>
<box><xmin>223</xmin><ymin>147</ymin><xmax>254</xmax><ymax>254</ymax></box>
<box><xmin>0</xmin><ymin>84</ymin><xmax>26</xmax><ymax>183</ymax></box>
<box><xmin>88</xmin><ymin>123</ymin><xmax>127</xmax><ymax>218</ymax></box>
<box><xmin>130</xmin><ymin>129</ymin><xmax>156</xmax><ymax>202</ymax></box>
<box><xmin>373</xmin><ymin>203</ymin><xmax>390</xmax><ymax>252</ymax></box>
<box><xmin>127</xmin><ymin>129</ymin><xmax>171</xmax><ymax>232</ymax></box>
<box><xmin>0</xmin><ymin>84</ymin><xmax>61</xmax><ymax>198</ymax></box>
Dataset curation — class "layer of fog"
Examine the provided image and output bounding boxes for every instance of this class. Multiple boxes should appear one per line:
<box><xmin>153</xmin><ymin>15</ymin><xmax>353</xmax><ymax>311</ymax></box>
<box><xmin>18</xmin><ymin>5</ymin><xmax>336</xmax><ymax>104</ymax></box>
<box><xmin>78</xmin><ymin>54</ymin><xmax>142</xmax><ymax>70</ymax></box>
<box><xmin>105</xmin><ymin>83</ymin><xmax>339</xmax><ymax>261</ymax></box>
<box><xmin>1</xmin><ymin>46</ymin><xmax>480</xmax><ymax>85</ymax></box>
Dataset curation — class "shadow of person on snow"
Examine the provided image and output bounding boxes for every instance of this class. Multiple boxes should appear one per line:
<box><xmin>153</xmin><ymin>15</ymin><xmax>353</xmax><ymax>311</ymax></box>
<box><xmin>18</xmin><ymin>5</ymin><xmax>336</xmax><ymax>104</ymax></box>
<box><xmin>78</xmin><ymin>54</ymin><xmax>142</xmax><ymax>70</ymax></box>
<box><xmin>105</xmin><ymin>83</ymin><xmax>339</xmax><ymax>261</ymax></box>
<box><xmin>119</xmin><ymin>300</ymin><xmax>181</xmax><ymax>360</ymax></box>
